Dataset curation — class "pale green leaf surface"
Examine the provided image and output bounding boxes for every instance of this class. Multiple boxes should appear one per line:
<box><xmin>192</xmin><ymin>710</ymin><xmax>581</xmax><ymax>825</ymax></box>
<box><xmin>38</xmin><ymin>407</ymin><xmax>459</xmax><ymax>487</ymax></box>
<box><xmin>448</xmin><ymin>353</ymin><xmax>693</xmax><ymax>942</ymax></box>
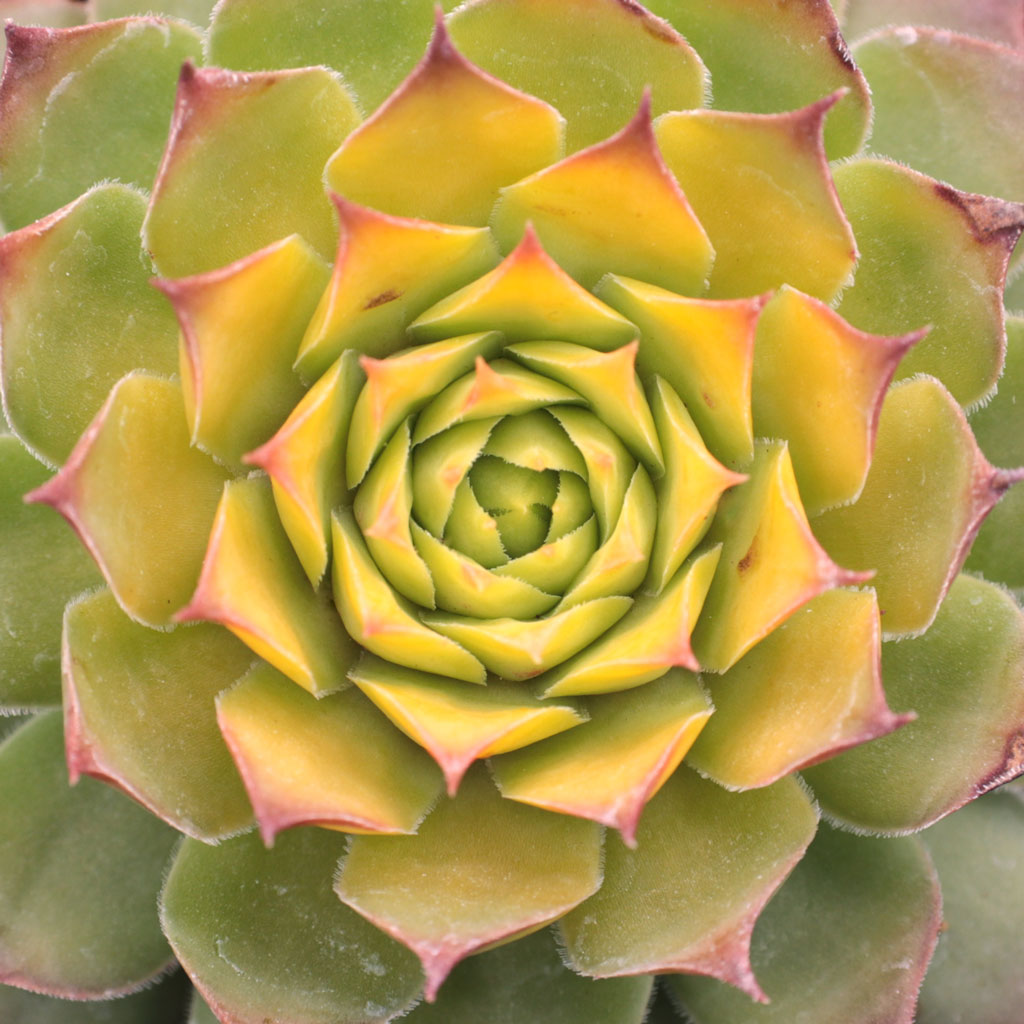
<box><xmin>91</xmin><ymin>0</ymin><xmax>216</xmax><ymax>24</ymax></box>
<box><xmin>0</xmin><ymin>184</ymin><xmax>179</xmax><ymax>466</ymax></box>
<box><xmin>669</xmin><ymin>827</ymin><xmax>941</xmax><ymax>1024</ymax></box>
<box><xmin>63</xmin><ymin>588</ymin><xmax>254</xmax><ymax>842</ymax></box>
<box><xmin>0</xmin><ymin>712</ymin><xmax>177</xmax><ymax>997</ymax></box>
<box><xmin>162</xmin><ymin>827</ymin><xmax>423</xmax><ymax>1024</ymax></box>
<box><xmin>0</xmin><ymin>436</ymin><xmax>100</xmax><ymax>708</ymax></box>
<box><xmin>841</xmin><ymin>0</ymin><xmax>1024</xmax><ymax>47</ymax></box>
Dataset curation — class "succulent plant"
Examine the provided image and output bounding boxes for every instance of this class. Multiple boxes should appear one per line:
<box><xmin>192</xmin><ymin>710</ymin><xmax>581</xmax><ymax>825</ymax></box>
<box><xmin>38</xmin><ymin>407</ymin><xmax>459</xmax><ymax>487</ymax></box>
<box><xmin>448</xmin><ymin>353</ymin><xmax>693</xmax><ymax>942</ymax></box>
<box><xmin>1</xmin><ymin>0</ymin><xmax>1024</xmax><ymax>1021</ymax></box>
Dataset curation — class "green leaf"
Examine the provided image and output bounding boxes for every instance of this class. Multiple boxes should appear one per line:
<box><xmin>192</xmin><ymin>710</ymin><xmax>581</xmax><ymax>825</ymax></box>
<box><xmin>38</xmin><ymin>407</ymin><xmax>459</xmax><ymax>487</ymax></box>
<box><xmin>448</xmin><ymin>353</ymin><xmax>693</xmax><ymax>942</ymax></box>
<box><xmin>804</xmin><ymin>574</ymin><xmax>1024</xmax><ymax>833</ymax></box>
<box><xmin>208</xmin><ymin>0</ymin><xmax>434</xmax><ymax>113</ymax></box>
<box><xmin>0</xmin><ymin>18</ymin><xmax>203</xmax><ymax>230</ymax></box>
<box><xmin>0</xmin><ymin>184</ymin><xmax>179</xmax><ymax>466</ymax></box>
<box><xmin>448</xmin><ymin>0</ymin><xmax>707</xmax><ymax>153</ymax></box>
<box><xmin>917</xmin><ymin>792</ymin><xmax>1024</xmax><ymax>1024</ymax></box>
<box><xmin>336</xmin><ymin>765</ymin><xmax>602</xmax><ymax>1000</ymax></box>
<box><xmin>834</xmin><ymin>158</ymin><xmax>1023</xmax><ymax>407</ymax></box>
<box><xmin>402</xmin><ymin>927</ymin><xmax>653</xmax><ymax>1024</ymax></box>
<box><xmin>63</xmin><ymin>588</ymin><xmax>254</xmax><ymax>842</ymax></box>
<box><xmin>669</xmin><ymin>826</ymin><xmax>941</xmax><ymax>1024</ymax></box>
<box><xmin>0</xmin><ymin>436</ymin><xmax>100</xmax><ymax>708</ymax></box>
<box><xmin>856</xmin><ymin>28</ymin><xmax>1024</xmax><ymax>203</ymax></box>
<box><xmin>144</xmin><ymin>64</ymin><xmax>359</xmax><ymax>277</ymax></box>
<box><xmin>841</xmin><ymin>0</ymin><xmax>1024</xmax><ymax>47</ymax></box>
<box><xmin>162</xmin><ymin>827</ymin><xmax>424</xmax><ymax>1024</ymax></box>
<box><xmin>0</xmin><ymin>712</ymin><xmax>178</xmax><ymax>997</ymax></box>
<box><xmin>91</xmin><ymin>0</ymin><xmax>216</xmax><ymax>24</ymax></box>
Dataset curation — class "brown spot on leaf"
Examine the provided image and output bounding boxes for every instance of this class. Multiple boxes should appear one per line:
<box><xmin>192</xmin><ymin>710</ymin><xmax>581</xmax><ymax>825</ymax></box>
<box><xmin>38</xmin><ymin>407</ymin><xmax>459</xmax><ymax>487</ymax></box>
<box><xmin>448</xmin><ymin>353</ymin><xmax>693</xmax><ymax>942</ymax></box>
<box><xmin>364</xmin><ymin>289</ymin><xmax>401</xmax><ymax>310</ymax></box>
<box><xmin>933</xmin><ymin>182</ymin><xmax>1024</xmax><ymax>248</ymax></box>
<box><xmin>701</xmin><ymin>391</ymin><xmax>716</xmax><ymax>409</ymax></box>
<box><xmin>976</xmin><ymin>729</ymin><xmax>1024</xmax><ymax>796</ymax></box>
<box><xmin>737</xmin><ymin>537</ymin><xmax>757</xmax><ymax>573</ymax></box>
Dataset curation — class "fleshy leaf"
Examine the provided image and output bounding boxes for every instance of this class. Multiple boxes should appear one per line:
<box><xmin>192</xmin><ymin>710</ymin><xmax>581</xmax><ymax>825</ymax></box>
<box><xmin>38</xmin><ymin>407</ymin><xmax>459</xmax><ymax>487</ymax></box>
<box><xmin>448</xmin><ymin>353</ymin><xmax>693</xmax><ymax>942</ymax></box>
<box><xmin>26</xmin><ymin>374</ymin><xmax>231</xmax><ymax>628</ymax></box>
<box><xmin>0</xmin><ymin>184</ymin><xmax>179</xmax><ymax>467</ymax></box>
<box><xmin>493</xmin><ymin>93</ymin><xmax>712</xmax><ymax>294</ymax></box>
<box><xmin>155</xmin><ymin>235</ymin><xmax>329</xmax><ymax>468</ymax></box>
<box><xmin>492</xmin><ymin>517</ymin><xmax>598</xmax><ymax>593</ymax></box>
<box><xmin>539</xmin><ymin>546</ymin><xmax>720</xmax><ymax>697</ymax></box>
<box><xmin>0</xmin><ymin>712</ymin><xmax>177</xmax><ymax>997</ymax></box>
<box><xmin>669</xmin><ymin>825</ymin><xmax>941</xmax><ymax>1024</ymax></box>
<box><xmin>216</xmin><ymin>662</ymin><xmax>442</xmax><ymax>842</ymax></box>
<box><xmin>753</xmin><ymin>287</ymin><xmax>922</xmax><ymax>514</ymax></box>
<box><xmin>690</xmin><ymin>588</ymin><xmax>907</xmax><ymax>790</ymax></box>
<box><xmin>966</xmin><ymin>317</ymin><xmax>1024</xmax><ymax>589</ymax></box>
<box><xmin>245</xmin><ymin>349</ymin><xmax>363</xmax><ymax>587</ymax></box>
<box><xmin>346</xmin><ymin>331</ymin><xmax>504</xmax><ymax>488</ymax></box>
<box><xmin>402</xmin><ymin>926</ymin><xmax>652</xmax><ymax>1024</ymax></box>
<box><xmin>917</xmin><ymin>792</ymin><xmax>1024</xmax><ymax>1023</ymax></box>
<box><xmin>856</xmin><ymin>28</ymin><xmax>1024</xmax><ymax>203</ymax></box>
<box><xmin>325</xmin><ymin>16</ymin><xmax>562</xmax><ymax>227</ymax></box>
<box><xmin>493</xmin><ymin>669</ymin><xmax>712</xmax><ymax>845</ymax></box>
<box><xmin>409</xmin><ymin>227</ymin><xmax>636</xmax><ymax>349</ymax></box>
<box><xmin>642</xmin><ymin>0</ymin><xmax>870</xmax><ymax>159</ymax></box>
<box><xmin>692</xmin><ymin>443</ymin><xmax>866</xmax><ymax>673</ymax></box>
<box><xmin>812</xmin><ymin>377</ymin><xmax>1020</xmax><ymax>637</ymax></box>
<box><xmin>349</xmin><ymin>656</ymin><xmax>586</xmax><ymax>795</ymax></box>
<box><xmin>508</xmin><ymin>341</ymin><xmax>663</xmax><ymax>475</ymax></box>
<box><xmin>483</xmin><ymin>411</ymin><xmax>585</xmax><ymax>476</ymax></box>
<box><xmin>177</xmin><ymin>476</ymin><xmax>357</xmax><ymax>696</ymax></box>
<box><xmin>208</xmin><ymin>0</ymin><xmax>435</xmax><ymax>113</ymax></box>
<box><xmin>331</xmin><ymin>507</ymin><xmax>486</xmax><ymax>684</ymax></box>
<box><xmin>842</xmin><ymin>0</ymin><xmax>1024</xmax><ymax>47</ymax></box>
<box><xmin>91</xmin><ymin>0</ymin><xmax>215</xmax><ymax>23</ymax></box>
<box><xmin>0</xmin><ymin>18</ymin><xmax>203</xmax><ymax>230</ymax></box>
<box><xmin>448</xmin><ymin>0</ymin><xmax>707</xmax><ymax>152</ymax></box>
<box><xmin>655</xmin><ymin>96</ymin><xmax>857</xmax><ymax>301</ymax></box>
<box><xmin>297</xmin><ymin>197</ymin><xmax>499</xmax><ymax>381</ymax></box>
<box><xmin>0</xmin><ymin>436</ymin><xmax>100</xmax><ymax>708</ymax></box>
<box><xmin>444</xmin><ymin>478</ymin><xmax>507</xmax><ymax>568</ymax></box>
<box><xmin>144</xmin><ymin>63</ymin><xmax>358</xmax><ymax>277</ymax></box>
<box><xmin>354</xmin><ymin>421</ymin><xmax>436</xmax><ymax>608</ymax></box>
<box><xmin>336</xmin><ymin>765</ymin><xmax>602</xmax><ymax>1000</ymax></box>
<box><xmin>596</xmin><ymin>276</ymin><xmax>762</xmax><ymax>467</ymax></box>
<box><xmin>559</xmin><ymin>767</ymin><xmax>818</xmax><ymax>999</ymax></box>
<box><xmin>646</xmin><ymin>376</ymin><xmax>746</xmax><ymax>592</ymax></box>
<box><xmin>63</xmin><ymin>588</ymin><xmax>254</xmax><ymax>842</ymax></box>
<box><xmin>162</xmin><ymin>828</ymin><xmax>423</xmax><ymax>1024</ymax></box>
<box><xmin>423</xmin><ymin>596</ymin><xmax>631</xmax><ymax>680</ymax></box>
<box><xmin>804</xmin><ymin>575</ymin><xmax>1024</xmax><ymax>833</ymax></box>
<box><xmin>835</xmin><ymin>158</ymin><xmax>1024</xmax><ymax>407</ymax></box>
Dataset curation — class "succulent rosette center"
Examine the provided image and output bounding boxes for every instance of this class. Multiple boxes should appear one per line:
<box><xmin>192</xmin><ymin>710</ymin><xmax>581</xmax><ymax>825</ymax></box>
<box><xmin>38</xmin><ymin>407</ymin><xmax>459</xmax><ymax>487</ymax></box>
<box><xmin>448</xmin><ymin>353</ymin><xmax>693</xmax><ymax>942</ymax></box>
<box><xmin>3</xmin><ymin>2</ymin><xmax>1024</xmax><ymax>1022</ymax></box>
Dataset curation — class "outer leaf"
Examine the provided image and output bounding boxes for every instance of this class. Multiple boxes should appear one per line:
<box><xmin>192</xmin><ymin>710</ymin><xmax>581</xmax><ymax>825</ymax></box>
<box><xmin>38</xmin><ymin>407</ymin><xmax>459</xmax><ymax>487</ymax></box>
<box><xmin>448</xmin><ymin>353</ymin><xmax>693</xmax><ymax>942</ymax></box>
<box><xmin>217</xmin><ymin>662</ymin><xmax>442</xmax><ymax>842</ymax></box>
<box><xmin>349</xmin><ymin>656</ymin><xmax>586</xmax><ymax>795</ymax></box>
<box><xmin>448</xmin><ymin>0</ymin><xmax>707</xmax><ymax>152</ymax></box>
<box><xmin>63</xmin><ymin>588</ymin><xmax>254</xmax><ymax>843</ymax></box>
<box><xmin>804</xmin><ymin>575</ymin><xmax>1024</xmax><ymax>834</ymax></box>
<box><xmin>155</xmin><ymin>234</ymin><xmax>330</xmax><ymax>468</ymax></box>
<box><xmin>402</xmin><ymin>927</ymin><xmax>652</xmax><ymax>1024</ymax></box>
<box><xmin>835</xmin><ymin>158</ymin><xmax>1024</xmax><ymax>407</ymax></box>
<box><xmin>91</xmin><ymin>0</ymin><xmax>215</xmax><ymax>23</ymax></box>
<box><xmin>492</xmin><ymin>93</ymin><xmax>712</xmax><ymax>295</ymax></box>
<box><xmin>812</xmin><ymin>377</ymin><xmax>1019</xmax><ymax>637</ymax></box>
<box><xmin>162</xmin><ymin>828</ymin><xmax>424</xmax><ymax>1024</ymax></box>
<box><xmin>560</xmin><ymin>768</ymin><xmax>818</xmax><ymax>1000</ymax></box>
<box><xmin>208</xmin><ymin>0</ymin><xmax>435</xmax><ymax>113</ymax></box>
<box><xmin>0</xmin><ymin>184</ymin><xmax>179</xmax><ymax>466</ymax></box>
<box><xmin>0</xmin><ymin>436</ymin><xmax>100</xmax><ymax>709</ymax></box>
<box><xmin>0</xmin><ymin>712</ymin><xmax>177</xmax><ymax>998</ymax></box>
<box><xmin>917</xmin><ymin>792</ymin><xmax>1024</xmax><ymax>1024</ymax></box>
<box><xmin>642</xmin><ymin>0</ymin><xmax>870</xmax><ymax>159</ymax></box>
<box><xmin>669</xmin><ymin>826</ymin><xmax>941</xmax><ymax>1024</ymax></box>
<box><xmin>655</xmin><ymin>96</ymin><xmax>857</xmax><ymax>302</ymax></box>
<box><xmin>325</xmin><ymin>17</ymin><xmax>562</xmax><ymax>227</ymax></box>
<box><xmin>690</xmin><ymin>588</ymin><xmax>907</xmax><ymax>790</ymax></box>
<box><xmin>178</xmin><ymin>476</ymin><xmax>358</xmax><ymax>696</ymax></box>
<box><xmin>493</xmin><ymin>669</ymin><xmax>712</xmax><ymax>845</ymax></box>
<box><xmin>966</xmin><ymin>317</ymin><xmax>1024</xmax><ymax>589</ymax></box>
<box><xmin>144</xmin><ymin>63</ymin><xmax>358</xmax><ymax>277</ymax></box>
<box><xmin>0</xmin><ymin>18</ymin><xmax>203</xmax><ymax>230</ymax></box>
<box><xmin>842</xmin><ymin>0</ymin><xmax>1024</xmax><ymax>47</ymax></box>
<box><xmin>26</xmin><ymin>374</ymin><xmax>231</xmax><ymax>628</ymax></box>
<box><xmin>336</xmin><ymin>765</ymin><xmax>602</xmax><ymax>1000</ymax></box>
<box><xmin>856</xmin><ymin>29</ymin><xmax>1024</xmax><ymax>203</ymax></box>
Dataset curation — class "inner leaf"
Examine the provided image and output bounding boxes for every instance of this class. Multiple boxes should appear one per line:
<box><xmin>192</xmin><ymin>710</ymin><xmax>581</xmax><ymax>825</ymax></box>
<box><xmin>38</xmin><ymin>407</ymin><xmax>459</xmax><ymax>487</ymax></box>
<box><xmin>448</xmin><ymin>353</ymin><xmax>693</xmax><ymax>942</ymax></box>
<box><xmin>469</xmin><ymin>455</ymin><xmax>558</xmax><ymax>558</ymax></box>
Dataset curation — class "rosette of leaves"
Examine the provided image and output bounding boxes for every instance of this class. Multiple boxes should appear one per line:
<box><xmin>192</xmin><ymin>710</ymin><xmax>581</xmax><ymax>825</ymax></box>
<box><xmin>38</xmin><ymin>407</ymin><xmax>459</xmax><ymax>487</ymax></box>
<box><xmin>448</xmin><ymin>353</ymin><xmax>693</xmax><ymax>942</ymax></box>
<box><xmin>1</xmin><ymin>0</ymin><xmax>1024</xmax><ymax>1022</ymax></box>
